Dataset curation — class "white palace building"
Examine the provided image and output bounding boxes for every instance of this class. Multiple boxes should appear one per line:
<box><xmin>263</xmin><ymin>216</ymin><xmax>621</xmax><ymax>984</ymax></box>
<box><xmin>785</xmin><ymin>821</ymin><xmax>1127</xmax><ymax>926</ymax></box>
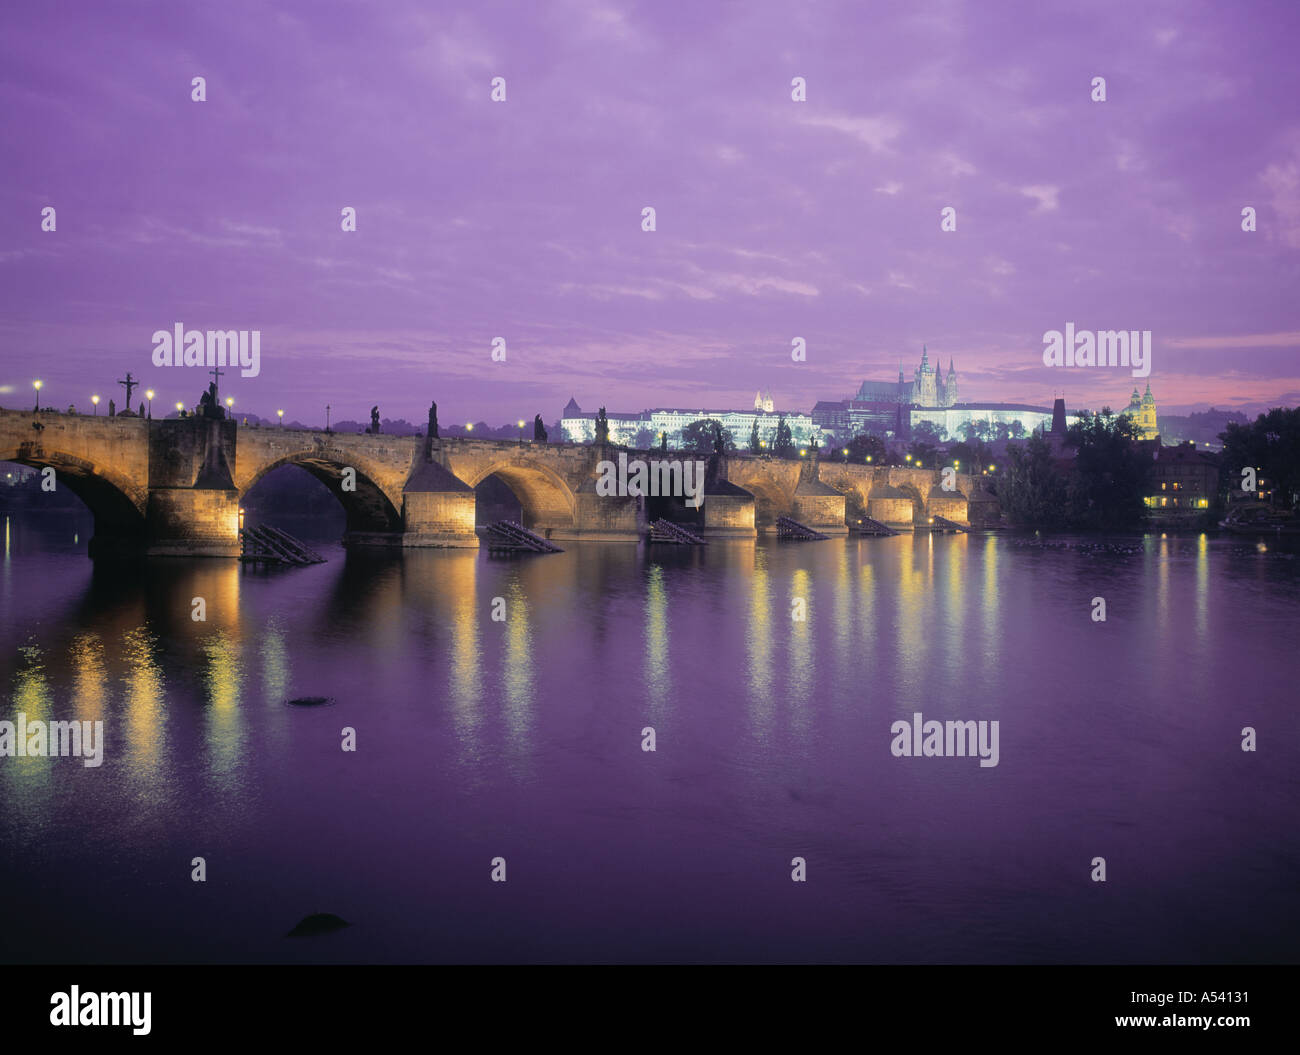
<box><xmin>560</xmin><ymin>393</ymin><xmax>822</xmax><ymax>448</ymax></box>
<box><xmin>561</xmin><ymin>348</ymin><xmax>1092</xmax><ymax>449</ymax></box>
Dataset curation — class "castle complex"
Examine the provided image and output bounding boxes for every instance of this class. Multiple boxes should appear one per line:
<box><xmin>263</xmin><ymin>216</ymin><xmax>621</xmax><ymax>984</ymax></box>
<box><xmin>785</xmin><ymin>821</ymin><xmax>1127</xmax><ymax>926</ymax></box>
<box><xmin>853</xmin><ymin>345</ymin><xmax>959</xmax><ymax>408</ymax></box>
<box><xmin>561</xmin><ymin>347</ymin><xmax>1158</xmax><ymax>449</ymax></box>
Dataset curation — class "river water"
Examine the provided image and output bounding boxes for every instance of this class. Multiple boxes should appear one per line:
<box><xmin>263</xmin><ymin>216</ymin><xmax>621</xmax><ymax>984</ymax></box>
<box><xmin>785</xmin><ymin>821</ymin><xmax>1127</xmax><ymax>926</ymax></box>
<box><xmin>2</xmin><ymin>512</ymin><xmax>1298</xmax><ymax>963</ymax></box>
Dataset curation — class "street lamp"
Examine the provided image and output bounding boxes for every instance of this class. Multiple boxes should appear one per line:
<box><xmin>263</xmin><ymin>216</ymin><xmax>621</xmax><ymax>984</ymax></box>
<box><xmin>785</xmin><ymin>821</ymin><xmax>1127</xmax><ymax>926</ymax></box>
<box><xmin>277</xmin><ymin>409</ymin><xmax>284</xmax><ymax>427</ymax></box>
<box><xmin>325</xmin><ymin>404</ymin><xmax>331</xmax><ymax>432</ymax></box>
<box><xmin>91</xmin><ymin>395</ymin><xmax>100</xmax><ymax>415</ymax></box>
<box><xmin>465</xmin><ymin>423</ymin><xmax>473</xmax><ymax>432</ymax></box>
<box><xmin>225</xmin><ymin>396</ymin><xmax>234</xmax><ymax>409</ymax></box>
<box><xmin>518</xmin><ymin>419</ymin><xmax>525</xmax><ymax>446</ymax></box>
<box><xmin>175</xmin><ymin>401</ymin><xmax>184</xmax><ymax>417</ymax></box>
<box><xmin>33</xmin><ymin>379</ymin><xmax>42</xmax><ymax>411</ymax></box>
<box><xmin>145</xmin><ymin>389</ymin><xmax>154</xmax><ymax>419</ymax></box>
<box><xmin>866</xmin><ymin>455</ymin><xmax>873</xmax><ymax>463</ymax></box>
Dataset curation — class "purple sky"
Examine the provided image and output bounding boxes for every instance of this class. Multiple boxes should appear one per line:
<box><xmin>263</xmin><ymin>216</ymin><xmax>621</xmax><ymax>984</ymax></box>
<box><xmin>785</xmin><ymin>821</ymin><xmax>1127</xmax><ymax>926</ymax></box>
<box><xmin>2</xmin><ymin>0</ymin><xmax>1299</xmax><ymax>426</ymax></box>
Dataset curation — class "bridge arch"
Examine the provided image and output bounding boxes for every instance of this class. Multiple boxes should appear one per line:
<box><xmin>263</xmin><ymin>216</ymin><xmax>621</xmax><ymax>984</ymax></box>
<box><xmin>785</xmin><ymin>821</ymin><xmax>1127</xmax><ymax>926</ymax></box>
<box><xmin>459</xmin><ymin>459</ymin><xmax>577</xmax><ymax>531</ymax></box>
<box><xmin>0</xmin><ymin>446</ymin><xmax>147</xmax><ymax>541</ymax></box>
<box><xmin>733</xmin><ymin>476</ymin><xmax>792</xmax><ymax>528</ymax></box>
<box><xmin>895</xmin><ymin>481</ymin><xmax>927</xmax><ymax>520</ymax></box>
<box><xmin>238</xmin><ymin>451</ymin><xmax>403</xmax><ymax>535</ymax></box>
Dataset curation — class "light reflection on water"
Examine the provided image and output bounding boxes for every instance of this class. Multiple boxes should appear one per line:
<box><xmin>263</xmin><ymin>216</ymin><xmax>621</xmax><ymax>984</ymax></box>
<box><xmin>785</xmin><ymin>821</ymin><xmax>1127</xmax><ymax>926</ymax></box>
<box><xmin>1</xmin><ymin>515</ymin><xmax>1298</xmax><ymax>964</ymax></box>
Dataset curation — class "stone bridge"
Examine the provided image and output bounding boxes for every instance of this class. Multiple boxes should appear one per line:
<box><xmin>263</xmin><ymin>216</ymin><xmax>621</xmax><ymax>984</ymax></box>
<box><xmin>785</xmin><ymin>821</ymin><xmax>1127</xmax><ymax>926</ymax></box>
<box><xmin>0</xmin><ymin>407</ymin><xmax>997</xmax><ymax>556</ymax></box>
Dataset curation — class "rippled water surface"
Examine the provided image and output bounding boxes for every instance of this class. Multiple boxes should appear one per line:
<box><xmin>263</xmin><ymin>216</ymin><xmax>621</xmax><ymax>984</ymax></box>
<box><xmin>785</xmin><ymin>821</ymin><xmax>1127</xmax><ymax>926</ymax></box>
<box><xmin>2</xmin><ymin>513</ymin><xmax>1298</xmax><ymax>963</ymax></box>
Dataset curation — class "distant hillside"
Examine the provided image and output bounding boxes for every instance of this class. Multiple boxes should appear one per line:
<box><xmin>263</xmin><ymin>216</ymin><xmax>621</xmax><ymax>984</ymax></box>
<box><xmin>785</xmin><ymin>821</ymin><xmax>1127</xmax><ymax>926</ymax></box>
<box><xmin>1159</xmin><ymin>407</ymin><xmax>1247</xmax><ymax>447</ymax></box>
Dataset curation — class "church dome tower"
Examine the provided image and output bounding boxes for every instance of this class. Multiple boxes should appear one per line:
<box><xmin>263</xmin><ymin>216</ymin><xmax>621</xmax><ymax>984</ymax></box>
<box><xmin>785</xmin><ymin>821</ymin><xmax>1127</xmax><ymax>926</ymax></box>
<box><xmin>1139</xmin><ymin>383</ymin><xmax>1157</xmax><ymax>440</ymax></box>
<box><xmin>1121</xmin><ymin>385</ymin><xmax>1157</xmax><ymax>440</ymax></box>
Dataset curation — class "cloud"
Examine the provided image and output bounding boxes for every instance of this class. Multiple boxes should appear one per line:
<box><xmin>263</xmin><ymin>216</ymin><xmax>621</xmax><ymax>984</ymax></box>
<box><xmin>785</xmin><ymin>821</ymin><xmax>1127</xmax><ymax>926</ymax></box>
<box><xmin>707</xmin><ymin>272</ymin><xmax>819</xmax><ymax>297</ymax></box>
<box><xmin>939</xmin><ymin>152</ymin><xmax>976</xmax><ymax>178</ymax></box>
<box><xmin>1259</xmin><ymin>132</ymin><xmax>1300</xmax><ymax>248</ymax></box>
<box><xmin>1019</xmin><ymin>185</ymin><xmax>1059</xmax><ymax>212</ymax></box>
<box><xmin>1166</xmin><ymin>332</ymin><xmax>1300</xmax><ymax>350</ymax></box>
<box><xmin>795</xmin><ymin>112</ymin><xmax>902</xmax><ymax>152</ymax></box>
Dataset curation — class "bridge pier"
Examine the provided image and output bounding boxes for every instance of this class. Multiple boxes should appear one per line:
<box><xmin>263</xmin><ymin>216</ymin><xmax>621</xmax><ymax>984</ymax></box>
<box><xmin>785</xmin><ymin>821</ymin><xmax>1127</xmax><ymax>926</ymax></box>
<box><xmin>398</xmin><ymin>450</ymin><xmax>480</xmax><ymax>547</ymax></box>
<box><xmin>558</xmin><ymin>489</ymin><xmax>643</xmax><ymax>542</ymax></box>
<box><xmin>144</xmin><ymin>487</ymin><xmax>242</xmax><ymax>557</ymax></box>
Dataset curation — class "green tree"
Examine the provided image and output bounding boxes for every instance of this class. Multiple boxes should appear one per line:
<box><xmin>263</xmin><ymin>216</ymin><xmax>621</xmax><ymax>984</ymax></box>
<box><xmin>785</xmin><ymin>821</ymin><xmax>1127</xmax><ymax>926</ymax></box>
<box><xmin>913</xmin><ymin>420</ymin><xmax>946</xmax><ymax>445</ymax></box>
<box><xmin>1001</xmin><ymin>432</ymin><xmax>1069</xmax><ymax>528</ymax></box>
<box><xmin>906</xmin><ymin>441</ymin><xmax>937</xmax><ymax>468</ymax></box>
<box><xmin>846</xmin><ymin>433</ymin><xmax>887</xmax><ymax>463</ymax></box>
<box><xmin>682</xmin><ymin>418</ymin><xmax>725</xmax><ymax>453</ymax></box>
<box><xmin>1065</xmin><ymin>409</ymin><xmax>1148</xmax><ymax>529</ymax></box>
<box><xmin>947</xmin><ymin>439</ymin><xmax>993</xmax><ymax>475</ymax></box>
<box><xmin>633</xmin><ymin>427</ymin><xmax>655</xmax><ymax>449</ymax></box>
<box><xmin>772</xmin><ymin>415</ymin><xmax>795</xmax><ymax>457</ymax></box>
<box><xmin>1219</xmin><ymin>406</ymin><xmax>1300</xmax><ymax>510</ymax></box>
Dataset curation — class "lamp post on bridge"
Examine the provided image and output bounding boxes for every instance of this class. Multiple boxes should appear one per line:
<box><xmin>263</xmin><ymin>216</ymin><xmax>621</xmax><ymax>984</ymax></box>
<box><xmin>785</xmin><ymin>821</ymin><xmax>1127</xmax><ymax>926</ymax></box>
<box><xmin>33</xmin><ymin>379</ymin><xmax>42</xmax><ymax>411</ymax></box>
<box><xmin>146</xmin><ymin>389</ymin><xmax>154</xmax><ymax>419</ymax></box>
<box><xmin>325</xmin><ymin>405</ymin><xmax>331</xmax><ymax>433</ymax></box>
<box><xmin>91</xmin><ymin>394</ymin><xmax>100</xmax><ymax>415</ymax></box>
<box><xmin>517</xmin><ymin>419</ymin><xmax>525</xmax><ymax>446</ymax></box>
<box><xmin>277</xmin><ymin>409</ymin><xmax>284</xmax><ymax>427</ymax></box>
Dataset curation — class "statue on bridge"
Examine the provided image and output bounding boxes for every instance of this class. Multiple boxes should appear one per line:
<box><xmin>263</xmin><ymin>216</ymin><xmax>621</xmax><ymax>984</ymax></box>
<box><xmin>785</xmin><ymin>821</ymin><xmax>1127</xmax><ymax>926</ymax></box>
<box><xmin>428</xmin><ymin>401</ymin><xmax>439</xmax><ymax>439</ymax></box>
<box><xmin>198</xmin><ymin>382</ymin><xmax>225</xmax><ymax>420</ymax></box>
<box><xmin>108</xmin><ymin>398</ymin><xmax>116</xmax><ymax>417</ymax></box>
<box><xmin>367</xmin><ymin>406</ymin><xmax>381</xmax><ymax>434</ymax></box>
<box><xmin>533</xmin><ymin>414</ymin><xmax>547</xmax><ymax>443</ymax></box>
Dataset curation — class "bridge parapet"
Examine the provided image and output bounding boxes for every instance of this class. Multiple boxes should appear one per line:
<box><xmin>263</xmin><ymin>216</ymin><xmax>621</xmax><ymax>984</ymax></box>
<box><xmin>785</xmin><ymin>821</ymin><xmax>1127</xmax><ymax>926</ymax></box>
<box><xmin>0</xmin><ymin>410</ymin><xmax>1003</xmax><ymax>553</ymax></box>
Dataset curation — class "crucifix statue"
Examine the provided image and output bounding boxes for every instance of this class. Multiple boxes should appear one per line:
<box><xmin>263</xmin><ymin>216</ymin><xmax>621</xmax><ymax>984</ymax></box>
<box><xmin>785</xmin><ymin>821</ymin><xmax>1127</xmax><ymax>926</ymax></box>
<box><xmin>117</xmin><ymin>371</ymin><xmax>139</xmax><ymax>409</ymax></box>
